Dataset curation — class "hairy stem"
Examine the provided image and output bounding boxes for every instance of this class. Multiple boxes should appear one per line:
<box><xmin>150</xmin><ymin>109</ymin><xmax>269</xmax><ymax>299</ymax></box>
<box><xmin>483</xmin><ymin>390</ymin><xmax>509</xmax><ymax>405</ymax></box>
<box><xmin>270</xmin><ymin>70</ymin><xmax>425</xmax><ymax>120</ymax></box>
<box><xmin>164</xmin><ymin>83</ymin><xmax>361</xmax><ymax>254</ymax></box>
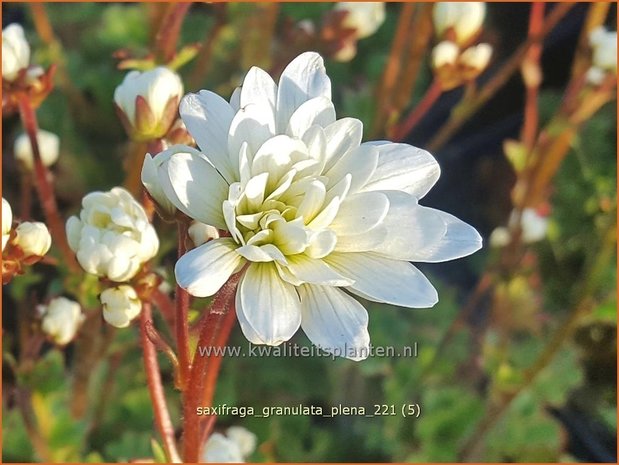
<box><xmin>392</xmin><ymin>80</ymin><xmax>443</xmax><ymax>141</ymax></box>
<box><xmin>176</xmin><ymin>221</ymin><xmax>191</xmax><ymax>389</ymax></box>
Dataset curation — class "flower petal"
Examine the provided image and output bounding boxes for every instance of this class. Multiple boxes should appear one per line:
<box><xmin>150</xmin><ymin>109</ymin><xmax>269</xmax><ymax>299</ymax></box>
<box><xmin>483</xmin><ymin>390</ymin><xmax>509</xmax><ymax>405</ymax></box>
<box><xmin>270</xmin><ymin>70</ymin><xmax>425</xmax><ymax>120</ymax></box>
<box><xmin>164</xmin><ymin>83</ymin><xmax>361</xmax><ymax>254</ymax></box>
<box><xmin>361</xmin><ymin>142</ymin><xmax>441</xmax><ymax>198</ymax></box>
<box><xmin>276</xmin><ymin>52</ymin><xmax>332</xmax><ymax>133</ymax></box>
<box><xmin>325</xmin><ymin>144</ymin><xmax>379</xmax><ymax>193</ymax></box>
<box><xmin>179</xmin><ymin>91</ymin><xmax>237</xmax><ymax>183</ymax></box>
<box><xmin>161</xmin><ymin>149</ymin><xmax>229</xmax><ymax>229</ymax></box>
<box><xmin>286</xmin><ymin>96</ymin><xmax>336</xmax><ymax>139</ymax></box>
<box><xmin>299</xmin><ymin>284</ymin><xmax>370</xmax><ymax>361</ymax></box>
<box><xmin>228</xmin><ymin>103</ymin><xmax>276</xmax><ymax>175</ymax></box>
<box><xmin>236</xmin><ymin>262</ymin><xmax>302</xmax><ymax>345</ymax></box>
<box><xmin>285</xmin><ymin>254</ymin><xmax>354</xmax><ymax>286</ymax></box>
<box><xmin>240</xmin><ymin>66</ymin><xmax>277</xmax><ymax>108</ymax></box>
<box><xmin>326</xmin><ymin>252</ymin><xmax>438</xmax><ymax>308</ymax></box>
<box><xmin>323</xmin><ymin>118</ymin><xmax>363</xmax><ymax>172</ymax></box>
<box><xmin>175</xmin><ymin>238</ymin><xmax>243</xmax><ymax>297</ymax></box>
<box><xmin>329</xmin><ymin>191</ymin><xmax>389</xmax><ymax>235</ymax></box>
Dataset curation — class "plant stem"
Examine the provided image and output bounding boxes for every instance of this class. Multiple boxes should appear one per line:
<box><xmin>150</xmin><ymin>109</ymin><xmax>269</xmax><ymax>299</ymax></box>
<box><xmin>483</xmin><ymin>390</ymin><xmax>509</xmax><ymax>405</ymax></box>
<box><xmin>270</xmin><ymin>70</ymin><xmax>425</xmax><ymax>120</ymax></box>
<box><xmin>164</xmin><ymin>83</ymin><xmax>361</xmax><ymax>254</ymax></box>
<box><xmin>182</xmin><ymin>271</ymin><xmax>242</xmax><ymax>462</ymax></box>
<box><xmin>140</xmin><ymin>301</ymin><xmax>181</xmax><ymax>463</ymax></box>
<box><xmin>392</xmin><ymin>80</ymin><xmax>442</xmax><ymax>141</ymax></box>
<box><xmin>155</xmin><ymin>3</ymin><xmax>192</xmax><ymax>63</ymax></box>
<box><xmin>176</xmin><ymin>221</ymin><xmax>191</xmax><ymax>390</ymax></box>
<box><xmin>17</xmin><ymin>95</ymin><xmax>80</xmax><ymax>273</ymax></box>
<box><xmin>188</xmin><ymin>5</ymin><xmax>227</xmax><ymax>89</ymax></box>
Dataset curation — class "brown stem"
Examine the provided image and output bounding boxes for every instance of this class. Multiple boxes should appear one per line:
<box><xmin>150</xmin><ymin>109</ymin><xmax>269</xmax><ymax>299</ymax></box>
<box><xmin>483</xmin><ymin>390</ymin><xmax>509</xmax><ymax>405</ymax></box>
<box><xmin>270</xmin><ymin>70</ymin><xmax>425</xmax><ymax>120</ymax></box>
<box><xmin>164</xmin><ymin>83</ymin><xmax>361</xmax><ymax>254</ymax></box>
<box><xmin>182</xmin><ymin>271</ymin><xmax>242</xmax><ymax>462</ymax></box>
<box><xmin>155</xmin><ymin>3</ymin><xmax>192</xmax><ymax>63</ymax></box>
<box><xmin>392</xmin><ymin>80</ymin><xmax>443</xmax><ymax>141</ymax></box>
<box><xmin>17</xmin><ymin>95</ymin><xmax>80</xmax><ymax>273</ymax></box>
<box><xmin>29</xmin><ymin>3</ymin><xmax>55</xmax><ymax>44</ymax></box>
<box><xmin>427</xmin><ymin>3</ymin><xmax>574</xmax><ymax>152</ymax></box>
<box><xmin>152</xmin><ymin>287</ymin><xmax>176</xmax><ymax>333</ymax></box>
<box><xmin>176</xmin><ymin>221</ymin><xmax>191</xmax><ymax>390</ymax></box>
<box><xmin>140</xmin><ymin>301</ymin><xmax>181</xmax><ymax>463</ymax></box>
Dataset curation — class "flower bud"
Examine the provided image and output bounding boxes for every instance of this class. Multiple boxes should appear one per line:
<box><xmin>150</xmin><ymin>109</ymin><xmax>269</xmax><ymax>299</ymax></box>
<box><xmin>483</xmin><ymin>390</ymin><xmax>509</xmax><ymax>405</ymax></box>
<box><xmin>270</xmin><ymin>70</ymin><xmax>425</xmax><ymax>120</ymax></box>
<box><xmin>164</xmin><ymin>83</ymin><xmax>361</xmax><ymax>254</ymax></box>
<box><xmin>141</xmin><ymin>149</ymin><xmax>177</xmax><ymax>219</ymax></box>
<box><xmin>333</xmin><ymin>39</ymin><xmax>358</xmax><ymax>63</ymax></box>
<box><xmin>587</xmin><ymin>26</ymin><xmax>617</xmax><ymax>85</ymax></box>
<box><xmin>114</xmin><ymin>67</ymin><xmax>184</xmax><ymax>141</ymax></box>
<box><xmin>226</xmin><ymin>426</ymin><xmax>257</xmax><ymax>458</ymax></box>
<box><xmin>14</xmin><ymin>130</ymin><xmax>60</xmax><ymax>170</ymax></box>
<box><xmin>334</xmin><ymin>2</ymin><xmax>386</xmax><ymax>39</ymax></box>
<box><xmin>40</xmin><ymin>297</ymin><xmax>84</xmax><ymax>345</ymax></box>
<box><xmin>433</xmin><ymin>2</ymin><xmax>486</xmax><ymax>45</ymax></box>
<box><xmin>2</xmin><ymin>24</ymin><xmax>30</xmax><ymax>82</ymax></box>
<box><xmin>201</xmin><ymin>426</ymin><xmax>257</xmax><ymax>462</ymax></box>
<box><xmin>14</xmin><ymin>221</ymin><xmax>52</xmax><ymax>258</ymax></box>
<box><xmin>459</xmin><ymin>43</ymin><xmax>492</xmax><ymax>72</ymax></box>
<box><xmin>100</xmin><ymin>285</ymin><xmax>142</xmax><ymax>328</ymax></box>
<box><xmin>2</xmin><ymin>198</ymin><xmax>12</xmax><ymax>252</ymax></box>
<box><xmin>431</xmin><ymin>40</ymin><xmax>459</xmax><ymax>69</ymax></box>
<box><xmin>188</xmin><ymin>221</ymin><xmax>219</xmax><ymax>247</ymax></box>
<box><xmin>66</xmin><ymin>187</ymin><xmax>159</xmax><ymax>282</ymax></box>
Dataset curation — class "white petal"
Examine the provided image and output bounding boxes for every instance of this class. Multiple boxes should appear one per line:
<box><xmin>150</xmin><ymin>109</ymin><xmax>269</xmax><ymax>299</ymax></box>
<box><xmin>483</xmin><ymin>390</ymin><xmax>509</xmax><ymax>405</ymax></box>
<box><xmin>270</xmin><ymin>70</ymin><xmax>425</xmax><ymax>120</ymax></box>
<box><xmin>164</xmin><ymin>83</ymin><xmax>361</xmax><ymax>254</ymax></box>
<box><xmin>286</xmin><ymin>96</ymin><xmax>336</xmax><ymax>139</ymax></box>
<box><xmin>296</xmin><ymin>180</ymin><xmax>326</xmax><ymax>224</ymax></box>
<box><xmin>299</xmin><ymin>284</ymin><xmax>370</xmax><ymax>361</ymax></box>
<box><xmin>175</xmin><ymin>238</ymin><xmax>243</xmax><ymax>297</ymax></box>
<box><xmin>276</xmin><ymin>52</ymin><xmax>332</xmax><ymax>132</ymax></box>
<box><xmin>333</xmin><ymin>225</ymin><xmax>387</xmax><ymax>253</ymax></box>
<box><xmin>325</xmin><ymin>144</ymin><xmax>379</xmax><ymax>193</ymax></box>
<box><xmin>228</xmin><ymin>102</ymin><xmax>276</xmax><ymax>174</ymax></box>
<box><xmin>326</xmin><ymin>252</ymin><xmax>438</xmax><ymax>308</ymax></box>
<box><xmin>361</xmin><ymin>142</ymin><xmax>441</xmax><ymax>198</ymax></box>
<box><xmin>236</xmin><ymin>243</ymin><xmax>287</xmax><ymax>264</ymax></box>
<box><xmin>179</xmin><ymin>91</ymin><xmax>237</xmax><ymax>183</ymax></box>
<box><xmin>285</xmin><ymin>254</ymin><xmax>353</xmax><ymax>286</ymax></box>
<box><xmin>305</xmin><ymin>229</ymin><xmax>337</xmax><ymax>259</ymax></box>
<box><xmin>329</xmin><ymin>191</ymin><xmax>389</xmax><ymax>235</ymax></box>
<box><xmin>161</xmin><ymin>150</ymin><xmax>228</xmax><ymax>229</ymax></box>
<box><xmin>229</xmin><ymin>86</ymin><xmax>241</xmax><ymax>111</ymax></box>
<box><xmin>240</xmin><ymin>66</ymin><xmax>277</xmax><ymax>108</ymax></box>
<box><xmin>236</xmin><ymin>262</ymin><xmax>302</xmax><ymax>345</ymax></box>
<box><xmin>323</xmin><ymin>118</ymin><xmax>363</xmax><ymax>172</ymax></box>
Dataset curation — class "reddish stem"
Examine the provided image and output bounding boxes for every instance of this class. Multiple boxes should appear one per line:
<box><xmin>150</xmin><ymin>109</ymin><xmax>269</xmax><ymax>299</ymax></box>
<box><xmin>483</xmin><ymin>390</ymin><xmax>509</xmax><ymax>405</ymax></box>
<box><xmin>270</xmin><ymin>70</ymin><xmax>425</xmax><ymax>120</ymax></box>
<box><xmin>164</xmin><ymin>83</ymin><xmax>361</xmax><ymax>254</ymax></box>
<box><xmin>155</xmin><ymin>3</ymin><xmax>192</xmax><ymax>63</ymax></box>
<box><xmin>176</xmin><ymin>221</ymin><xmax>191</xmax><ymax>389</ymax></box>
<box><xmin>182</xmin><ymin>272</ymin><xmax>242</xmax><ymax>462</ymax></box>
<box><xmin>140</xmin><ymin>301</ymin><xmax>181</xmax><ymax>462</ymax></box>
<box><xmin>17</xmin><ymin>95</ymin><xmax>80</xmax><ymax>273</ymax></box>
<box><xmin>392</xmin><ymin>79</ymin><xmax>443</xmax><ymax>142</ymax></box>
<box><xmin>151</xmin><ymin>287</ymin><xmax>176</xmax><ymax>332</ymax></box>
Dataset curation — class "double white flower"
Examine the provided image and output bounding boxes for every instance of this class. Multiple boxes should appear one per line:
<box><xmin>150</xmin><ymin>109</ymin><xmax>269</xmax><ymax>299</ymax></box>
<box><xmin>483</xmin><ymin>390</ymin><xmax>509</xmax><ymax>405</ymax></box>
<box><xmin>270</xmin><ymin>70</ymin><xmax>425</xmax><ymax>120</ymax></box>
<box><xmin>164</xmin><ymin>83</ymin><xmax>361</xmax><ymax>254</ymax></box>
<box><xmin>148</xmin><ymin>52</ymin><xmax>481</xmax><ymax>360</ymax></box>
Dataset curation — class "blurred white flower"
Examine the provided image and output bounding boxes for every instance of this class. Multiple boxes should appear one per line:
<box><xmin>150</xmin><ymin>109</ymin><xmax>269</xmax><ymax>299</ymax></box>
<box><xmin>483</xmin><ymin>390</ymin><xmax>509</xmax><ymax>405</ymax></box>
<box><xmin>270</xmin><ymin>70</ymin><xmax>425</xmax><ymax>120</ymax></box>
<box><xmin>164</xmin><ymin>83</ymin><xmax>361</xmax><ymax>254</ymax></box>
<box><xmin>459</xmin><ymin>43</ymin><xmax>492</xmax><ymax>71</ymax></box>
<box><xmin>433</xmin><ymin>2</ymin><xmax>486</xmax><ymax>45</ymax></box>
<box><xmin>141</xmin><ymin>148</ymin><xmax>179</xmax><ymax>218</ymax></box>
<box><xmin>114</xmin><ymin>67</ymin><xmax>184</xmax><ymax>141</ymax></box>
<box><xmin>2</xmin><ymin>198</ymin><xmax>12</xmax><ymax>251</ymax></box>
<box><xmin>188</xmin><ymin>221</ymin><xmax>220</xmax><ymax>247</ymax></box>
<box><xmin>66</xmin><ymin>187</ymin><xmax>159</xmax><ymax>282</ymax></box>
<box><xmin>2</xmin><ymin>24</ymin><xmax>30</xmax><ymax>82</ymax></box>
<box><xmin>334</xmin><ymin>2</ymin><xmax>386</xmax><ymax>39</ymax></box>
<box><xmin>432</xmin><ymin>40</ymin><xmax>460</xmax><ymax>68</ymax></box>
<box><xmin>152</xmin><ymin>52</ymin><xmax>481</xmax><ymax>360</ymax></box>
<box><xmin>100</xmin><ymin>284</ymin><xmax>142</xmax><ymax>328</ymax></box>
<box><xmin>14</xmin><ymin>221</ymin><xmax>52</xmax><ymax>257</ymax></box>
<box><xmin>490</xmin><ymin>208</ymin><xmax>549</xmax><ymax>247</ymax></box>
<box><xmin>201</xmin><ymin>427</ymin><xmax>257</xmax><ymax>463</ymax></box>
<box><xmin>333</xmin><ymin>39</ymin><xmax>358</xmax><ymax>63</ymax></box>
<box><xmin>587</xmin><ymin>26</ymin><xmax>617</xmax><ymax>85</ymax></box>
<box><xmin>40</xmin><ymin>297</ymin><xmax>84</xmax><ymax>345</ymax></box>
<box><xmin>14</xmin><ymin>130</ymin><xmax>60</xmax><ymax>170</ymax></box>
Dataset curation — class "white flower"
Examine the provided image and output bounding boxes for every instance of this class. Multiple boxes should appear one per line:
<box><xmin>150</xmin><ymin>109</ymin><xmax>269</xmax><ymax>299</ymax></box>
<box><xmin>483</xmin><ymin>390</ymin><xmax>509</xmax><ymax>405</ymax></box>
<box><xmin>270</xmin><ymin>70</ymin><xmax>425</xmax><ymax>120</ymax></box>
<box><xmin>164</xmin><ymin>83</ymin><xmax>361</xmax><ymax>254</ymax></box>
<box><xmin>100</xmin><ymin>285</ymin><xmax>142</xmax><ymax>328</ymax></box>
<box><xmin>334</xmin><ymin>2</ymin><xmax>386</xmax><ymax>39</ymax></box>
<box><xmin>40</xmin><ymin>297</ymin><xmax>84</xmax><ymax>345</ymax></box>
<box><xmin>201</xmin><ymin>427</ymin><xmax>257</xmax><ymax>463</ymax></box>
<box><xmin>2</xmin><ymin>198</ymin><xmax>12</xmax><ymax>251</ymax></box>
<box><xmin>459</xmin><ymin>43</ymin><xmax>492</xmax><ymax>71</ymax></box>
<box><xmin>432</xmin><ymin>40</ymin><xmax>460</xmax><ymax>68</ymax></box>
<box><xmin>142</xmin><ymin>148</ymin><xmax>178</xmax><ymax>218</ymax></box>
<box><xmin>587</xmin><ymin>26</ymin><xmax>617</xmax><ymax>84</ymax></box>
<box><xmin>489</xmin><ymin>208</ymin><xmax>548</xmax><ymax>247</ymax></box>
<box><xmin>333</xmin><ymin>39</ymin><xmax>358</xmax><ymax>63</ymax></box>
<box><xmin>2</xmin><ymin>24</ymin><xmax>30</xmax><ymax>82</ymax></box>
<box><xmin>66</xmin><ymin>187</ymin><xmax>159</xmax><ymax>282</ymax></box>
<box><xmin>151</xmin><ymin>52</ymin><xmax>482</xmax><ymax>360</ymax></box>
<box><xmin>188</xmin><ymin>221</ymin><xmax>220</xmax><ymax>247</ymax></box>
<box><xmin>14</xmin><ymin>130</ymin><xmax>60</xmax><ymax>170</ymax></box>
<box><xmin>14</xmin><ymin>222</ymin><xmax>52</xmax><ymax>257</ymax></box>
<box><xmin>433</xmin><ymin>2</ymin><xmax>486</xmax><ymax>45</ymax></box>
<box><xmin>114</xmin><ymin>67</ymin><xmax>184</xmax><ymax>140</ymax></box>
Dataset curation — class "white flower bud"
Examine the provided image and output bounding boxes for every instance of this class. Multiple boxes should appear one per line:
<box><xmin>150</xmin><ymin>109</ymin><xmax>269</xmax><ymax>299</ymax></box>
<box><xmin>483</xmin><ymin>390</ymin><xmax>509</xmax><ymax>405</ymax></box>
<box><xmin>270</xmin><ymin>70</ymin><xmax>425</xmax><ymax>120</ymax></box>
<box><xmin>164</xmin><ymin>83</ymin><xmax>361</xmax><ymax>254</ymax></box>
<box><xmin>226</xmin><ymin>427</ymin><xmax>257</xmax><ymax>458</ymax></box>
<box><xmin>590</xmin><ymin>27</ymin><xmax>617</xmax><ymax>72</ymax></box>
<box><xmin>432</xmin><ymin>40</ymin><xmax>460</xmax><ymax>69</ymax></box>
<box><xmin>459</xmin><ymin>43</ymin><xmax>492</xmax><ymax>71</ymax></box>
<box><xmin>2</xmin><ymin>198</ymin><xmax>12</xmax><ymax>252</ymax></box>
<box><xmin>14</xmin><ymin>130</ymin><xmax>60</xmax><ymax>170</ymax></box>
<box><xmin>141</xmin><ymin>149</ymin><xmax>177</xmax><ymax>218</ymax></box>
<box><xmin>201</xmin><ymin>433</ymin><xmax>245</xmax><ymax>463</ymax></box>
<box><xmin>100</xmin><ymin>285</ymin><xmax>142</xmax><ymax>328</ymax></box>
<box><xmin>66</xmin><ymin>187</ymin><xmax>159</xmax><ymax>282</ymax></box>
<box><xmin>433</xmin><ymin>2</ymin><xmax>486</xmax><ymax>45</ymax></box>
<box><xmin>188</xmin><ymin>221</ymin><xmax>220</xmax><ymax>247</ymax></box>
<box><xmin>40</xmin><ymin>297</ymin><xmax>84</xmax><ymax>345</ymax></box>
<box><xmin>489</xmin><ymin>208</ymin><xmax>548</xmax><ymax>247</ymax></box>
<box><xmin>334</xmin><ymin>2</ymin><xmax>386</xmax><ymax>39</ymax></box>
<box><xmin>333</xmin><ymin>39</ymin><xmax>358</xmax><ymax>63</ymax></box>
<box><xmin>2</xmin><ymin>24</ymin><xmax>30</xmax><ymax>82</ymax></box>
<box><xmin>14</xmin><ymin>222</ymin><xmax>52</xmax><ymax>257</ymax></box>
<box><xmin>114</xmin><ymin>67</ymin><xmax>184</xmax><ymax>141</ymax></box>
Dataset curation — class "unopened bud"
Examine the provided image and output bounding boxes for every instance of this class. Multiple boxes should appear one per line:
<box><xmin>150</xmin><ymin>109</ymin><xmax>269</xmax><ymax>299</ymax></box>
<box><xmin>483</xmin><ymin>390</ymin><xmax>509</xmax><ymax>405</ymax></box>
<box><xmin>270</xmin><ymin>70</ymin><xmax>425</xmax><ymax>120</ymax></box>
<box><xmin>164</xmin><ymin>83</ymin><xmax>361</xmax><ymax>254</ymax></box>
<box><xmin>14</xmin><ymin>221</ymin><xmax>51</xmax><ymax>258</ymax></box>
<box><xmin>433</xmin><ymin>2</ymin><xmax>486</xmax><ymax>46</ymax></box>
<box><xmin>40</xmin><ymin>297</ymin><xmax>84</xmax><ymax>345</ymax></box>
<box><xmin>100</xmin><ymin>285</ymin><xmax>142</xmax><ymax>328</ymax></box>
<box><xmin>334</xmin><ymin>2</ymin><xmax>386</xmax><ymax>39</ymax></box>
<box><xmin>14</xmin><ymin>130</ymin><xmax>60</xmax><ymax>170</ymax></box>
<box><xmin>432</xmin><ymin>40</ymin><xmax>459</xmax><ymax>69</ymax></box>
<box><xmin>2</xmin><ymin>24</ymin><xmax>30</xmax><ymax>82</ymax></box>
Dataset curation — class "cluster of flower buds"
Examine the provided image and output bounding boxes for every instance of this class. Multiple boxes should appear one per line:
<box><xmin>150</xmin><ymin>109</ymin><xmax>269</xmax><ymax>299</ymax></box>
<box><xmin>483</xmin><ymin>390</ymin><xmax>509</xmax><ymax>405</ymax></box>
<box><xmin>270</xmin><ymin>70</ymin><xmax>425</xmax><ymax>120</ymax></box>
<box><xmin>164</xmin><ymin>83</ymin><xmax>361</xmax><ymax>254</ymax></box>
<box><xmin>201</xmin><ymin>426</ymin><xmax>257</xmax><ymax>463</ymax></box>
<box><xmin>14</xmin><ymin>130</ymin><xmax>60</xmax><ymax>171</ymax></box>
<box><xmin>431</xmin><ymin>2</ymin><xmax>492</xmax><ymax>90</ymax></box>
<box><xmin>2</xmin><ymin>198</ymin><xmax>52</xmax><ymax>283</ymax></box>
<box><xmin>586</xmin><ymin>26</ymin><xmax>617</xmax><ymax>86</ymax></box>
<box><xmin>114</xmin><ymin>67</ymin><xmax>184</xmax><ymax>142</ymax></box>
<box><xmin>66</xmin><ymin>187</ymin><xmax>159</xmax><ymax>327</ymax></box>
<box><xmin>489</xmin><ymin>206</ymin><xmax>550</xmax><ymax>248</ymax></box>
<box><xmin>2</xmin><ymin>24</ymin><xmax>55</xmax><ymax>113</ymax></box>
<box><xmin>39</xmin><ymin>297</ymin><xmax>85</xmax><ymax>345</ymax></box>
